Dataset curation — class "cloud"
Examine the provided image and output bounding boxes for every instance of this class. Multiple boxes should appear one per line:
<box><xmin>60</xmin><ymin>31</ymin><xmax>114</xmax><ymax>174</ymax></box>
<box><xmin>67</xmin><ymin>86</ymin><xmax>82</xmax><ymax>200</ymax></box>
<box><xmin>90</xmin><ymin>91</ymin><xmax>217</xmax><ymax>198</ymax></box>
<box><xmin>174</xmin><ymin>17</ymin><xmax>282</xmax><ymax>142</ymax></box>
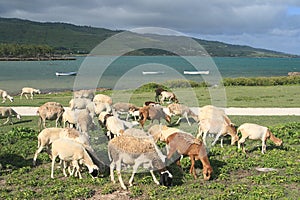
<box><xmin>0</xmin><ymin>0</ymin><xmax>299</xmax><ymax>54</ymax></box>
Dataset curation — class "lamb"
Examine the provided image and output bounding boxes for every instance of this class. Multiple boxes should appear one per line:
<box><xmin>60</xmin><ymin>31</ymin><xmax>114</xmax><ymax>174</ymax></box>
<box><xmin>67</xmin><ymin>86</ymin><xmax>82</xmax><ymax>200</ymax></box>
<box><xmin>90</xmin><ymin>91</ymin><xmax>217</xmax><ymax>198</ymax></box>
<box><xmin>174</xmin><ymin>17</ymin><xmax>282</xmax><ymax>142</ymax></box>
<box><xmin>237</xmin><ymin>123</ymin><xmax>283</xmax><ymax>154</ymax></box>
<box><xmin>37</xmin><ymin>102</ymin><xmax>65</xmax><ymax>130</ymax></box>
<box><xmin>148</xmin><ymin>125</ymin><xmax>213</xmax><ymax>180</ymax></box>
<box><xmin>160</xmin><ymin>91</ymin><xmax>179</xmax><ymax>104</ymax></box>
<box><xmin>51</xmin><ymin>138</ymin><xmax>99</xmax><ymax>179</ymax></box>
<box><xmin>20</xmin><ymin>87</ymin><xmax>41</xmax><ymax>100</ymax></box>
<box><xmin>108</xmin><ymin>133</ymin><xmax>173</xmax><ymax>189</ymax></box>
<box><xmin>93</xmin><ymin>94</ymin><xmax>113</xmax><ymax>105</ymax></box>
<box><xmin>164</xmin><ymin>103</ymin><xmax>198</xmax><ymax>126</ymax></box>
<box><xmin>0</xmin><ymin>107</ymin><xmax>21</xmax><ymax>125</ymax></box>
<box><xmin>0</xmin><ymin>89</ymin><xmax>14</xmax><ymax>103</ymax></box>
<box><xmin>197</xmin><ymin>105</ymin><xmax>238</xmax><ymax>147</ymax></box>
<box><xmin>138</xmin><ymin>105</ymin><xmax>171</xmax><ymax>128</ymax></box>
<box><xmin>33</xmin><ymin>127</ymin><xmax>92</xmax><ymax>166</ymax></box>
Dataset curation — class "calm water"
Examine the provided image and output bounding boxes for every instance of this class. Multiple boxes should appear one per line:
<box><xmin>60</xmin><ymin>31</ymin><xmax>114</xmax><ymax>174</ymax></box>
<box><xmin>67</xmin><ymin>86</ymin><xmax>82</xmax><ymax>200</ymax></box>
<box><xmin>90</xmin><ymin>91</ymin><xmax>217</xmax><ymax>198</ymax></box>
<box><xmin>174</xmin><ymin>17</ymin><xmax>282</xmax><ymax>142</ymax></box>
<box><xmin>0</xmin><ymin>56</ymin><xmax>299</xmax><ymax>93</ymax></box>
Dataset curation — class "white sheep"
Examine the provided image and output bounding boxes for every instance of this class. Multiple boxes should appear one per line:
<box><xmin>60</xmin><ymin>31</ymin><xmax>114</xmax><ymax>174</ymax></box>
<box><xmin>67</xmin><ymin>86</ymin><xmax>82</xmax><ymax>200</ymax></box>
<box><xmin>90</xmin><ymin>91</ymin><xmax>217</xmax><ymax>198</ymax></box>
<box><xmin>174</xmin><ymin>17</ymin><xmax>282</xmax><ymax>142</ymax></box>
<box><xmin>73</xmin><ymin>89</ymin><xmax>95</xmax><ymax>100</ymax></box>
<box><xmin>237</xmin><ymin>123</ymin><xmax>283</xmax><ymax>154</ymax></box>
<box><xmin>51</xmin><ymin>138</ymin><xmax>99</xmax><ymax>179</ymax></box>
<box><xmin>108</xmin><ymin>134</ymin><xmax>173</xmax><ymax>189</ymax></box>
<box><xmin>0</xmin><ymin>107</ymin><xmax>21</xmax><ymax>125</ymax></box>
<box><xmin>197</xmin><ymin>105</ymin><xmax>238</xmax><ymax>147</ymax></box>
<box><xmin>93</xmin><ymin>94</ymin><xmax>113</xmax><ymax>105</ymax></box>
<box><xmin>20</xmin><ymin>87</ymin><xmax>41</xmax><ymax>100</ymax></box>
<box><xmin>62</xmin><ymin>109</ymin><xmax>77</xmax><ymax>128</ymax></box>
<box><xmin>33</xmin><ymin>127</ymin><xmax>91</xmax><ymax>166</ymax></box>
<box><xmin>164</xmin><ymin>103</ymin><xmax>198</xmax><ymax>126</ymax></box>
<box><xmin>76</xmin><ymin>109</ymin><xmax>97</xmax><ymax>137</ymax></box>
<box><xmin>37</xmin><ymin>102</ymin><xmax>65</xmax><ymax>130</ymax></box>
<box><xmin>112</xmin><ymin>102</ymin><xmax>138</xmax><ymax>120</ymax></box>
<box><xmin>0</xmin><ymin>89</ymin><xmax>14</xmax><ymax>103</ymax></box>
<box><xmin>160</xmin><ymin>91</ymin><xmax>179</xmax><ymax>104</ymax></box>
<box><xmin>98</xmin><ymin>111</ymin><xmax>125</xmax><ymax>140</ymax></box>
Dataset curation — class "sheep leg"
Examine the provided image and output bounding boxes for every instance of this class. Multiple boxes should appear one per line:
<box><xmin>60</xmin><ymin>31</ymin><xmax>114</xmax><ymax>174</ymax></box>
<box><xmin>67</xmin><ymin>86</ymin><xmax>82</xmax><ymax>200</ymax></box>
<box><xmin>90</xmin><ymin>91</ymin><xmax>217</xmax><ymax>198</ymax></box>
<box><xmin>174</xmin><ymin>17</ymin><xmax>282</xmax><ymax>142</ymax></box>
<box><xmin>238</xmin><ymin>137</ymin><xmax>247</xmax><ymax>153</ymax></box>
<box><xmin>189</xmin><ymin>155</ymin><xmax>197</xmax><ymax>179</ymax></box>
<box><xmin>183</xmin><ymin>112</ymin><xmax>191</xmax><ymax>126</ymax></box>
<box><xmin>51</xmin><ymin>155</ymin><xmax>58</xmax><ymax>179</ymax></box>
<box><xmin>202</xmin><ymin>131</ymin><xmax>208</xmax><ymax>146</ymax></box>
<box><xmin>3</xmin><ymin>117</ymin><xmax>10</xmax><ymax>125</ymax></box>
<box><xmin>25</xmin><ymin>94</ymin><xmax>29</xmax><ymax>99</ymax></box>
<box><xmin>110</xmin><ymin>162</ymin><xmax>116</xmax><ymax>184</ymax></box>
<box><xmin>33</xmin><ymin>145</ymin><xmax>46</xmax><ymax>166</ymax></box>
<box><xmin>212</xmin><ymin>132</ymin><xmax>223</xmax><ymax>147</ymax></box>
<box><xmin>261</xmin><ymin>140</ymin><xmax>266</xmax><ymax>154</ymax></box>
<box><xmin>63</xmin><ymin>161</ymin><xmax>68</xmax><ymax>177</ymax></box>
<box><xmin>150</xmin><ymin>170</ymin><xmax>160</xmax><ymax>185</ymax></box>
<box><xmin>220</xmin><ymin>136</ymin><xmax>224</xmax><ymax>148</ymax></box>
<box><xmin>116</xmin><ymin>160</ymin><xmax>127</xmax><ymax>190</ymax></box>
<box><xmin>175</xmin><ymin>117</ymin><xmax>182</xmax><ymax>125</ymax></box>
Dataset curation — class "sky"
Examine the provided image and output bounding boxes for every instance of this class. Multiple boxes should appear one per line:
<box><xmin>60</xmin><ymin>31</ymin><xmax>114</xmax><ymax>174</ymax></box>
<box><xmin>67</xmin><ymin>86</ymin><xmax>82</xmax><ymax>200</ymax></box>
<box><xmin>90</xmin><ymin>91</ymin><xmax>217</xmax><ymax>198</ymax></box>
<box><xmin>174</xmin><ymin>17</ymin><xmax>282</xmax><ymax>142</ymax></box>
<box><xmin>1</xmin><ymin>0</ymin><xmax>300</xmax><ymax>55</ymax></box>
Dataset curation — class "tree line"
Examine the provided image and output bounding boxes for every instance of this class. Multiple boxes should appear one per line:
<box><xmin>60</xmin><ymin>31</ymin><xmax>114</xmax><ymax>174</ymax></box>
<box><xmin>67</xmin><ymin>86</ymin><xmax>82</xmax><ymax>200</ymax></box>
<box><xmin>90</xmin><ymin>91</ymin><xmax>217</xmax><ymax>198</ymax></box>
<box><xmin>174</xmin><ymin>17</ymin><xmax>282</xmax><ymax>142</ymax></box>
<box><xmin>0</xmin><ymin>43</ymin><xmax>54</xmax><ymax>58</ymax></box>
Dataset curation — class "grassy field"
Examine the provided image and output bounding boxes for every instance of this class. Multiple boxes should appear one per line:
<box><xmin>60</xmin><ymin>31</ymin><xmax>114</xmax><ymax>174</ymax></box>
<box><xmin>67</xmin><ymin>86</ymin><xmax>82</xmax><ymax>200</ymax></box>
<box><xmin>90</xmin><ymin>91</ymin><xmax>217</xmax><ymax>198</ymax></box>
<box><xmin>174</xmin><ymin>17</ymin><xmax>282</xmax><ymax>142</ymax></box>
<box><xmin>0</xmin><ymin>85</ymin><xmax>299</xmax><ymax>199</ymax></box>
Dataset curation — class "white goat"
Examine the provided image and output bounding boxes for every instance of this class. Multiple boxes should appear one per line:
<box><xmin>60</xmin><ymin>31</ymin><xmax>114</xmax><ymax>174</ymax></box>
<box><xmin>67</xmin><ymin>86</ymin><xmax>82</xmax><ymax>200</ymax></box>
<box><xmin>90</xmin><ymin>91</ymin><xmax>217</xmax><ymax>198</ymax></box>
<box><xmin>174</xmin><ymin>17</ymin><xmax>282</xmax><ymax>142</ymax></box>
<box><xmin>237</xmin><ymin>123</ymin><xmax>283</xmax><ymax>154</ymax></box>
<box><xmin>51</xmin><ymin>138</ymin><xmax>99</xmax><ymax>179</ymax></box>
<box><xmin>197</xmin><ymin>105</ymin><xmax>238</xmax><ymax>147</ymax></box>
<box><xmin>0</xmin><ymin>89</ymin><xmax>14</xmax><ymax>103</ymax></box>
<box><xmin>20</xmin><ymin>87</ymin><xmax>41</xmax><ymax>99</ymax></box>
<box><xmin>33</xmin><ymin>127</ymin><xmax>91</xmax><ymax>166</ymax></box>
<box><xmin>0</xmin><ymin>107</ymin><xmax>21</xmax><ymax>125</ymax></box>
<box><xmin>108</xmin><ymin>134</ymin><xmax>172</xmax><ymax>189</ymax></box>
<box><xmin>164</xmin><ymin>103</ymin><xmax>198</xmax><ymax>126</ymax></box>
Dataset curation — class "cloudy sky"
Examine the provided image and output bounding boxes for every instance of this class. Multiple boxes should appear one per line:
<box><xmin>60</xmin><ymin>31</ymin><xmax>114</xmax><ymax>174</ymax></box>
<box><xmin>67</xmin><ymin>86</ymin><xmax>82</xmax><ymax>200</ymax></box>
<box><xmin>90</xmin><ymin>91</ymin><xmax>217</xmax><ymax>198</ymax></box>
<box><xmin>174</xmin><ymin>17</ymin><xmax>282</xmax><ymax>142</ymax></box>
<box><xmin>1</xmin><ymin>0</ymin><xmax>300</xmax><ymax>55</ymax></box>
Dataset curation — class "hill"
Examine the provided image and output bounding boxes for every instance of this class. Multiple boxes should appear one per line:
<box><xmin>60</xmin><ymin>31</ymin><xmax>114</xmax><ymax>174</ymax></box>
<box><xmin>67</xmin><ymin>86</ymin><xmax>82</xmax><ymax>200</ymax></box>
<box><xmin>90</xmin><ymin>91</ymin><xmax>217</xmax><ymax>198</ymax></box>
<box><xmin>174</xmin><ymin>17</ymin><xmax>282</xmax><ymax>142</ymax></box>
<box><xmin>0</xmin><ymin>17</ymin><xmax>297</xmax><ymax>57</ymax></box>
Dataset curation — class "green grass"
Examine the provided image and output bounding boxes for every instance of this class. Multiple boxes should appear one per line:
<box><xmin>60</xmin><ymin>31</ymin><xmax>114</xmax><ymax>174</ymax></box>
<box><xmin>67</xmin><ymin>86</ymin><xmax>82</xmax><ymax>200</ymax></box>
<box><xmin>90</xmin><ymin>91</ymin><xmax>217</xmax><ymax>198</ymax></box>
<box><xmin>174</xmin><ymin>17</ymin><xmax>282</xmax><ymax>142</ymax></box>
<box><xmin>0</xmin><ymin>85</ymin><xmax>299</xmax><ymax>199</ymax></box>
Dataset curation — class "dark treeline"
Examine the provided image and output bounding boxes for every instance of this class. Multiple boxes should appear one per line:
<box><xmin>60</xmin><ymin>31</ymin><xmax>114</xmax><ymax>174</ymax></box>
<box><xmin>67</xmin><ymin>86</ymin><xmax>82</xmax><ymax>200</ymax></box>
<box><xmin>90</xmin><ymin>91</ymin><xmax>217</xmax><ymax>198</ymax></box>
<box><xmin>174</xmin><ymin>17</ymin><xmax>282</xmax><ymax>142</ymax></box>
<box><xmin>0</xmin><ymin>43</ymin><xmax>54</xmax><ymax>58</ymax></box>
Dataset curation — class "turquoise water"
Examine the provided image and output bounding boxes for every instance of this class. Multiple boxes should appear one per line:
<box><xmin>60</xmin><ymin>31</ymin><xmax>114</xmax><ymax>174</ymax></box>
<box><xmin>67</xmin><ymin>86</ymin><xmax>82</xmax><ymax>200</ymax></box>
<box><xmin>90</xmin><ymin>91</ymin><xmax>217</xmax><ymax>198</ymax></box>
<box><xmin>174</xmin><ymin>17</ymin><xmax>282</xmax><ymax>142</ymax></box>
<box><xmin>0</xmin><ymin>56</ymin><xmax>299</xmax><ymax>93</ymax></box>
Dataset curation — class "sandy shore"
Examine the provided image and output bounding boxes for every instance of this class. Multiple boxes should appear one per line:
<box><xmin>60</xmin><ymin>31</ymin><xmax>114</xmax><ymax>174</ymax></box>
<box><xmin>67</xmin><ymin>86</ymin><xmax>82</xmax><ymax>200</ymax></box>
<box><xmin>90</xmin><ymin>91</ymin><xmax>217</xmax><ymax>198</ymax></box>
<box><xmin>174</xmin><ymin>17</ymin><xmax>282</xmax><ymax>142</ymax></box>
<box><xmin>12</xmin><ymin>106</ymin><xmax>300</xmax><ymax>116</ymax></box>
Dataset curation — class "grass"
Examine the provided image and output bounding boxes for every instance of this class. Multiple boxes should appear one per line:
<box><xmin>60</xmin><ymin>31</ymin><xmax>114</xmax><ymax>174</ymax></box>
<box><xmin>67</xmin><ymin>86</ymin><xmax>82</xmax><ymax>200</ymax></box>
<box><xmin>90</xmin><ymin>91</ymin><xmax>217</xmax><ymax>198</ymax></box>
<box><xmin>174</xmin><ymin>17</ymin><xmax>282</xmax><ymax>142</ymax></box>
<box><xmin>0</xmin><ymin>85</ymin><xmax>299</xmax><ymax>199</ymax></box>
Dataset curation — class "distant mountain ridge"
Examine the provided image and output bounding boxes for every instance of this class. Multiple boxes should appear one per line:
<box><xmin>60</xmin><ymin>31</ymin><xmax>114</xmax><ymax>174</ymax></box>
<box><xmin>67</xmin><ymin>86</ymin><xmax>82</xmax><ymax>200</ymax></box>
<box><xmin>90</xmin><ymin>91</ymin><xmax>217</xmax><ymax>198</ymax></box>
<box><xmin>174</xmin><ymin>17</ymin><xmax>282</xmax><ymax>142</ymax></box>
<box><xmin>0</xmin><ymin>17</ymin><xmax>297</xmax><ymax>57</ymax></box>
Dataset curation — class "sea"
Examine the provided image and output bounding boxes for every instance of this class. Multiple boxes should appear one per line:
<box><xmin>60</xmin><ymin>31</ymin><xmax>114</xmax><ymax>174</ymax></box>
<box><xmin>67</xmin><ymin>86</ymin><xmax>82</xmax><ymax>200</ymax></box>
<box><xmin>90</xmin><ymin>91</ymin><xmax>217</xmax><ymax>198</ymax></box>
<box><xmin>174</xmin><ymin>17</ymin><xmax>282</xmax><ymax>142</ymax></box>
<box><xmin>0</xmin><ymin>56</ymin><xmax>299</xmax><ymax>93</ymax></box>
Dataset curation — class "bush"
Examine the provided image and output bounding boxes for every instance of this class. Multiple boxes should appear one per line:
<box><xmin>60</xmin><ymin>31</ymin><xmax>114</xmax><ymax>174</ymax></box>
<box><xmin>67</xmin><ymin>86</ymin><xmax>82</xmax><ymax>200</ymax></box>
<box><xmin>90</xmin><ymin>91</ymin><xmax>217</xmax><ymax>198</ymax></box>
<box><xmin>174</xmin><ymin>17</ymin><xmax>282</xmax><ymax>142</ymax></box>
<box><xmin>223</xmin><ymin>76</ymin><xmax>300</xmax><ymax>86</ymax></box>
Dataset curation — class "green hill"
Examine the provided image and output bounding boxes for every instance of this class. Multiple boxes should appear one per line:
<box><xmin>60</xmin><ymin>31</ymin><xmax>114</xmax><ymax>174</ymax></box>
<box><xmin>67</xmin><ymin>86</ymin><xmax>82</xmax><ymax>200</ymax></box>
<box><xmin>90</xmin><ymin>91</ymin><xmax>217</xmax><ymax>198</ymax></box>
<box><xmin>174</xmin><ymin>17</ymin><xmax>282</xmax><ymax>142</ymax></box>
<box><xmin>0</xmin><ymin>17</ymin><xmax>297</xmax><ymax>57</ymax></box>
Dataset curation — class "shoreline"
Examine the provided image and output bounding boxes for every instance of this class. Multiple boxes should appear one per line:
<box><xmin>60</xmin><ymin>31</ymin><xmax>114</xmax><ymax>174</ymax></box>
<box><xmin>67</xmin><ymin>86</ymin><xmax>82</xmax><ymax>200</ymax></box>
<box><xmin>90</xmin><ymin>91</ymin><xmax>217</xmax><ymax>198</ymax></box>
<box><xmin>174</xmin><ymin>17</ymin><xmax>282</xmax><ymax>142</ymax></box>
<box><xmin>0</xmin><ymin>57</ymin><xmax>76</xmax><ymax>61</ymax></box>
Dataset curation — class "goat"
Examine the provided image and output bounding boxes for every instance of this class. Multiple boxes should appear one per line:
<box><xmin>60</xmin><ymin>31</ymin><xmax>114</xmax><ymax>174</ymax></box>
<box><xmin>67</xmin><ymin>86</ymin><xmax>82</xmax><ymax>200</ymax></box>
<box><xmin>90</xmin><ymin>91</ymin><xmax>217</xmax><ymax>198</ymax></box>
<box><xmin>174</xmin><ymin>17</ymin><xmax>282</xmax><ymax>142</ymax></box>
<box><xmin>37</xmin><ymin>102</ymin><xmax>64</xmax><ymax>130</ymax></box>
<box><xmin>0</xmin><ymin>89</ymin><xmax>14</xmax><ymax>103</ymax></box>
<box><xmin>197</xmin><ymin>105</ymin><xmax>238</xmax><ymax>147</ymax></box>
<box><xmin>108</xmin><ymin>134</ymin><xmax>172</xmax><ymax>189</ymax></box>
<box><xmin>138</xmin><ymin>105</ymin><xmax>171</xmax><ymax>128</ymax></box>
<box><xmin>237</xmin><ymin>123</ymin><xmax>283</xmax><ymax>154</ymax></box>
<box><xmin>51</xmin><ymin>138</ymin><xmax>99</xmax><ymax>179</ymax></box>
<box><xmin>0</xmin><ymin>107</ymin><xmax>21</xmax><ymax>125</ymax></box>
<box><xmin>164</xmin><ymin>103</ymin><xmax>198</xmax><ymax>126</ymax></box>
<box><xmin>149</xmin><ymin>125</ymin><xmax>212</xmax><ymax>180</ymax></box>
<box><xmin>20</xmin><ymin>87</ymin><xmax>41</xmax><ymax>100</ymax></box>
<box><xmin>160</xmin><ymin>91</ymin><xmax>179</xmax><ymax>104</ymax></box>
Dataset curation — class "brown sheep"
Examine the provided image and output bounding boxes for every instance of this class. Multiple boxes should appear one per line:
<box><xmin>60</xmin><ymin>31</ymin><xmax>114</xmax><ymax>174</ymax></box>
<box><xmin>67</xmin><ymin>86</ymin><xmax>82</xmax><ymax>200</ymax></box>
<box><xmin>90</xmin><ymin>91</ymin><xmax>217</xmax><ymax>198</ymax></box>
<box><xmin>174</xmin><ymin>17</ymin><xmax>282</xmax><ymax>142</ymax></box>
<box><xmin>37</xmin><ymin>102</ymin><xmax>65</xmax><ymax>130</ymax></box>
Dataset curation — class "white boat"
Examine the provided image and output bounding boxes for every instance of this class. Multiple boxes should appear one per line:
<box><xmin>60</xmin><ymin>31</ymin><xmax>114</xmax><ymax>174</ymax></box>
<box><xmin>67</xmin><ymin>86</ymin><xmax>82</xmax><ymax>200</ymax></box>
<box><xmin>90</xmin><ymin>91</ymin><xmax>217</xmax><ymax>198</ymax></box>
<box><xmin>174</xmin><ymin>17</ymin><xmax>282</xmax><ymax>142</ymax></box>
<box><xmin>142</xmin><ymin>71</ymin><xmax>165</xmax><ymax>75</ymax></box>
<box><xmin>55</xmin><ymin>71</ymin><xmax>77</xmax><ymax>76</ymax></box>
<box><xmin>183</xmin><ymin>70</ymin><xmax>209</xmax><ymax>75</ymax></box>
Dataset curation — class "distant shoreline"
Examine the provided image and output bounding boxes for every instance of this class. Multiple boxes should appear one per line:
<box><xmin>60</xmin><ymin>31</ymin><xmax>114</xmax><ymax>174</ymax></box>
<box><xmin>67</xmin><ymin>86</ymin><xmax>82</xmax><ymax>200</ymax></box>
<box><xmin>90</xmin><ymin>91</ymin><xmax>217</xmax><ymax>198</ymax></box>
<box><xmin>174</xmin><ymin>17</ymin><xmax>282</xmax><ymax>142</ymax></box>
<box><xmin>0</xmin><ymin>57</ymin><xmax>76</xmax><ymax>61</ymax></box>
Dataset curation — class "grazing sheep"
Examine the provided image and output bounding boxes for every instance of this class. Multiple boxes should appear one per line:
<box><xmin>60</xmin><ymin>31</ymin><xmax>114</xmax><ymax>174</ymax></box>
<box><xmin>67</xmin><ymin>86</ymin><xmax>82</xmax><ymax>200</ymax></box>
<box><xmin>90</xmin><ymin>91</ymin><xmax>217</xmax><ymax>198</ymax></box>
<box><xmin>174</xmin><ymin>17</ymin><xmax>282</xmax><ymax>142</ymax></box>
<box><xmin>73</xmin><ymin>89</ymin><xmax>95</xmax><ymax>100</ymax></box>
<box><xmin>237</xmin><ymin>123</ymin><xmax>283</xmax><ymax>154</ymax></box>
<box><xmin>149</xmin><ymin>125</ymin><xmax>213</xmax><ymax>180</ymax></box>
<box><xmin>138</xmin><ymin>105</ymin><xmax>171</xmax><ymax>128</ymax></box>
<box><xmin>69</xmin><ymin>98</ymin><xmax>92</xmax><ymax>110</ymax></box>
<box><xmin>37</xmin><ymin>102</ymin><xmax>65</xmax><ymax>130</ymax></box>
<box><xmin>112</xmin><ymin>102</ymin><xmax>138</xmax><ymax>120</ymax></box>
<box><xmin>160</xmin><ymin>91</ymin><xmax>179</xmax><ymax>104</ymax></box>
<box><xmin>197</xmin><ymin>105</ymin><xmax>238</xmax><ymax>147</ymax></box>
<box><xmin>33</xmin><ymin>127</ymin><xmax>92</xmax><ymax>166</ymax></box>
<box><xmin>20</xmin><ymin>87</ymin><xmax>41</xmax><ymax>100</ymax></box>
<box><xmin>76</xmin><ymin>109</ymin><xmax>97</xmax><ymax>137</ymax></box>
<box><xmin>0</xmin><ymin>89</ymin><xmax>14</xmax><ymax>103</ymax></box>
<box><xmin>108</xmin><ymin>134</ymin><xmax>173</xmax><ymax>189</ymax></box>
<box><xmin>51</xmin><ymin>138</ymin><xmax>99</xmax><ymax>179</ymax></box>
<box><xmin>164</xmin><ymin>103</ymin><xmax>198</xmax><ymax>126</ymax></box>
<box><xmin>144</xmin><ymin>101</ymin><xmax>161</xmax><ymax>107</ymax></box>
<box><xmin>155</xmin><ymin>88</ymin><xmax>166</xmax><ymax>102</ymax></box>
<box><xmin>0</xmin><ymin>107</ymin><xmax>21</xmax><ymax>125</ymax></box>
<box><xmin>62</xmin><ymin>109</ymin><xmax>77</xmax><ymax>128</ymax></box>
<box><xmin>98</xmin><ymin>111</ymin><xmax>125</xmax><ymax>140</ymax></box>
<box><xmin>93</xmin><ymin>94</ymin><xmax>113</xmax><ymax>105</ymax></box>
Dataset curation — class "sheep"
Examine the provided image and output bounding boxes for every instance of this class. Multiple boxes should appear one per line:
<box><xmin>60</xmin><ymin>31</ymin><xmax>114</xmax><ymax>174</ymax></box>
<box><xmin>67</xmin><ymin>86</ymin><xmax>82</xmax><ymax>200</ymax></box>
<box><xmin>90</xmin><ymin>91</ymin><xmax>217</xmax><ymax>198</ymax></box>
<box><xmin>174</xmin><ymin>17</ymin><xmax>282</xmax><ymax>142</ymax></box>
<box><xmin>160</xmin><ymin>91</ymin><xmax>179</xmax><ymax>104</ymax></box>
<box><xmin>33</xmin><ymin>127</ymin><xmax>92</xmax><ymax>166</ymax></box>
<box><xmin>37</xmin><ymin>102</ymin><xmax>65</xmax><ymax>130</ymax></box>
<box><xmin>76</xmin><ymin>109</ymin><xmax>97</xmax><ymax>137</ymax></box>
<box><xmin>148</xmin><ymin>125</ymin><xmax>213</xmax><ymax>180</ymax></box>
<box><xmin>112</xmin><ymin>102</ymin><xmax>139</xmax><ymax>120</ymax></box>
<box><xmin>0</xmin><ymin>89</ymin><xmax>14</xmax><ymax>103</ymax></box>
<box><xmin>237</xmin><ymin>123</ymin><xmax>283</xmax><ymax>154</ymax></box>
<box><xmin>51</xmin><ymin>138</ymin><xmax>99</xmax><ymax>179</ymax></box>
<box><xmin>62</xmin><ymin>109</ymin><xmax>77</xmax><ymax>128</ymax></box>
<box><xmin>93</xmin><ymin>94</ymin><xmax>113</xmax><ymax>105</ymax></box>
<box><xmin>197</xmin><ymin>105</ymin><xmax>238</xmax><ymax>147</ymax></box>
<box><xmin>20</xmin><ymin>87</ymin><xmax>41</xmax><ymax>100</ymax></box>
<box><xmin>69</xmin><ymin>98</ymin><xmax>92</xmax><ymax>110</ymax></box>
<box><xmin>138</xmin><ymin>105</ymin><xmax>171</xmax><ymax>128</ymax></box>
<box><xmin>0</xmin><ymin>107</ymin><xmax>21</xmax><ymax>125</ymax></box>
<box><xmin>155</xmin><ymin>88</ymin><xmax>166</xmax><ymax>102</ymax></box>
<box><xmin>98</xmin><ymin>111</ymin><xmax>125</xmax><ymax>140</ymax></box>
<box><xmin>108</xmin><ymin>134</ymin><xmax>173</xmax><ymax>189</ymax></box>
<box><xmin>73</xmin><ymin>89</ymin><xmax>95</xmax><ymax>100</ymax></box>
<box><xmin>164</xmin><ymin>103</ymin><xmax>198</xmax><ymax>126</ymax></box>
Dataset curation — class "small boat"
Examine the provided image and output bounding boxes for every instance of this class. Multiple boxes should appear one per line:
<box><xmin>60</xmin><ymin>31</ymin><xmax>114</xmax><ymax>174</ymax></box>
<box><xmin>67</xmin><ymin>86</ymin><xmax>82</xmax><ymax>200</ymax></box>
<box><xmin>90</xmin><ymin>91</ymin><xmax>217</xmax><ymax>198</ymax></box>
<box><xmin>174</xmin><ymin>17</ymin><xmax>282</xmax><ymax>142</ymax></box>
<box><xmin>55</xmin><ymin>71</ymin><xmax>77</xmax><ymax>76</ymax></box>
<box><xmin>183</xmin><ymin>70</ymin><xmax>209</xmax><ymax>75</ymax></box>
<box><xmin>142</xmin><ymin>71</ymin><xmax>165</xmax><ymax>75</ymax></box>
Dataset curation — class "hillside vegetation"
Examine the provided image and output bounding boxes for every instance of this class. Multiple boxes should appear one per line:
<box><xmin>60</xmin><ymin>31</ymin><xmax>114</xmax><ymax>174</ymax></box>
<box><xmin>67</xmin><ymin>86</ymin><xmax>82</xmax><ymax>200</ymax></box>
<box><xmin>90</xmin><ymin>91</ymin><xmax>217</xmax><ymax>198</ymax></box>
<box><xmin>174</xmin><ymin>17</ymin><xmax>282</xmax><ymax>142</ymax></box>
<box><xmin>0</xmin><ymin>17</ymin><xmax>297</xmax><ymax>57</ymax></box>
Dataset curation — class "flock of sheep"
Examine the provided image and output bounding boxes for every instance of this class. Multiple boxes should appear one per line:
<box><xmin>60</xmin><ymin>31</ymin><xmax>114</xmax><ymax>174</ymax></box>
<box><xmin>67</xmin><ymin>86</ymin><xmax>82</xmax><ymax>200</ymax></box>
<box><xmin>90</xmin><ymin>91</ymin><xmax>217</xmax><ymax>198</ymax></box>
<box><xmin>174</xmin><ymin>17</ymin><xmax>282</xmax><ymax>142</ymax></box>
<box><xmin>0</xmin><ymin>87</ymin><xmax>283</xmax><ymax>189</ymax></box>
